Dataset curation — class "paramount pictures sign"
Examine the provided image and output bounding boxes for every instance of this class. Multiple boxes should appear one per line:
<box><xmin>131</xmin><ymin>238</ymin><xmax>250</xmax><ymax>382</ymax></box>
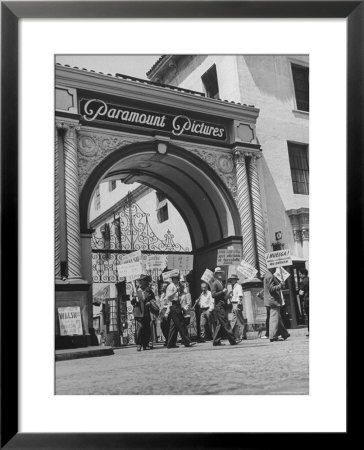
<box><xmin>79</xmin><ymin>98</ymin><xmax>227</xmax><ymax>141</ymax></box>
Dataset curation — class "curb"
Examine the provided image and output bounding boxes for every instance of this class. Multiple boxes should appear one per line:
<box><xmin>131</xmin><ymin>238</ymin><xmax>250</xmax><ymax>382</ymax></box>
<box><xmin>56</xmin><ymin>346</ymin><xmax>114</xmax><ymax>362</ymax></box>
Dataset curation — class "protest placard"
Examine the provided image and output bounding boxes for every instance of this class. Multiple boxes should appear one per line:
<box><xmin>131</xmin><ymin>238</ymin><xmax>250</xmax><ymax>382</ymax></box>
<box><xmin>201</xmin><ymin>269</ymin><xmax>215</xmax><ymax>286</ymax></box>
<box><xmin>265</xmin><ymin>249</ymin><xmax>292</xmax><ymax>268</ymax></box>
<box><xmin>117</xmin><ymin>261</ymin><xmax>143</xmax><ymax>281</ymax></box>
<box><xmin>121</xmin><ymin>250</ymin><xmax>142</xmax><ymax>264</ymax></box>
<box><xmin>274</xmin><ymin>267</ymin><xmax>290</xmax><ymax>282</ymax></box>
<box><xmin>236</xmin><ymin>259</ymin><xmax>258</xmax><ymax>280</ymax></box>
<box><xmin>145</xmin><ymin>254</ymin><xmax>168</xmax><ymax>271</ymax></box>
<box><xmin>58</xmin><ymin>306</ymin><xmax>83</xmax><ymax>336</ymax></box>
<box><xmin>118</xmin><ymin>250</ymin><xmax>143</xmax><ymax>281</ymax></box>
<box><xmin>162</xmin><ymin>268</ymin><xmax>180</xmax><ymax>281</ymax></box>
<box><xmin>217</xmin><ymin>248</ymin><xmax>242</xmax><ymax>265</ymax></box>
<box><xmin>167</xmin><ymin>254</ymin><xmax>194</xmax><ymax>271</ymax></box>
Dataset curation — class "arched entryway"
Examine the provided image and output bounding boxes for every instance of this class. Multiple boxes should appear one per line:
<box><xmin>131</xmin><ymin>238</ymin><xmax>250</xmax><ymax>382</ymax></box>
<box><xmin>79</xmin><ymin>141</ymin><xmax>242</xmax><ymax>296</ymax></box>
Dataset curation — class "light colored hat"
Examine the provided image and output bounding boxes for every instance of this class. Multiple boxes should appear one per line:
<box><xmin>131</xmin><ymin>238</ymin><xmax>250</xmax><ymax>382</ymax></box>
<box><xmin>214</xmin><ymin>267</ymin><xmax>224</xmax><ymax>273</ymax></box>
<box><xmin>228</xmin><ymin>274</ymin><xmax>239</xmax><ymax>280</ymax></box>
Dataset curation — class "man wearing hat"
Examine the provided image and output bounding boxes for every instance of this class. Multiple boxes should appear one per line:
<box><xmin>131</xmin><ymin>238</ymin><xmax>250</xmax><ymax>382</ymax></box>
<box><xmin>131</xmin><ymin>274</ymin><xmax>154</xmax><ymax>351</ymax></box>
<box><xmin>211</xmin><ymin>267</ymin><xmax>240</xmax><ymax>346</ymax></box>
<box><xmin>165</xmin><ymin>272</ymin><xmax>196</xmax><ymax>348</ymax></box>
<box><xmin>228</xmin><ymin>274</ymin><xmax>248</xmax><ymax>340</ymax></box>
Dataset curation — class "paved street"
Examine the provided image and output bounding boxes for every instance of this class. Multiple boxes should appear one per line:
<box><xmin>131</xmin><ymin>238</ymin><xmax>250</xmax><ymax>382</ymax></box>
<box><xmin>56</xmin><ymin>329</ymin><xmax>309</xmax><ymax>395</ymax></box>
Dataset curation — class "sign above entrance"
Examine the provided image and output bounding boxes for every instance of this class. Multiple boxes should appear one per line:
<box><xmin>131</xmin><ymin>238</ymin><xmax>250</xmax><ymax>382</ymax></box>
<box><xmin>79</xmin><ymin>98</ymin><xmax>227</xmax><ymax>141</ymax></box>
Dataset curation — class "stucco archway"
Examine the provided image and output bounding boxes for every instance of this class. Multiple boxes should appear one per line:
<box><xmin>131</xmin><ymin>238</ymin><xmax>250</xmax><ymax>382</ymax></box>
<box><xmin>79</xmin><ymin>141</ymin><xmax>241</xmax><ymax>251</ymax></box>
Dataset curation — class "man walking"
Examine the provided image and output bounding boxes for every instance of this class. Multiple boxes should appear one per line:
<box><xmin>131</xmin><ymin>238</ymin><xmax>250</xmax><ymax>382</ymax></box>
<box><xmin>263</xmin><ymin>269</ymin><xmax>290</xmax><ymax>342</ymax></box>
<box><xmin>131</xmin><ymin>274</ymin><xmax>153</xmax><ymax>351</ymax></box>
<box><xmin>299</xmin><ymin>268</ymin><xmax>309</xmax><ymax>337</ymax></box>
<box><xmin>158</xmin><ymin>282</ymin><xmax>171</xmax><ymax>345</ymax></box>
<box><xmin>228</xmin><ymin>274</ymin><xmax>248</xmax><ymax>340</ymax></box>
<box><xmin>194</xmin><ymin>282</ymin><xmax>214</xmax><ymax>342</ymax></box>
<box><xmin>211</xmin><ymin>267</ymin><xmax>240</xmax><ymax>346</ymax></box>
<box><xmin>166</xmin><ymin>273</ymin><xmax>196</xmax><ymax>348</ymax></box>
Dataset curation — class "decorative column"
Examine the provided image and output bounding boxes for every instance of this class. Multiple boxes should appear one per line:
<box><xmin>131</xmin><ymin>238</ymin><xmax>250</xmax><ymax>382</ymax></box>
<box><xmin>63</xmin><ymin>123</ymin><xmax>83</xmax><ymax>280</ymax></box>
<box><xmin>248</xmin><ymin>154</ymin><xmax>267</xmax><ymax>276</ymax></box>
<box><xmin>234</xmin><ymin>151</ymin><xmax>257</xmax><ymax>268</ymax></box>
<box><xmin>55</xmin><ymin>123</ymin><xmax>62</xmax><ymax>280</ymax></box>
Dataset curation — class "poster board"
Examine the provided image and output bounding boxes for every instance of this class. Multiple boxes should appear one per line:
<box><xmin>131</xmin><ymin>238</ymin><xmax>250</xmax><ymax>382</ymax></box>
<box><xmin>201</xmin><ymin>269</ymin><xmax>215</xmax><ymax>287</ymax></box>
<box><xmin>145</xmin><ymin>254</ymin><xmax>168</xmax><ymax>271</ymax></box>
<box><xmin>58</xmin><ymin>306</ymin><xmax>83</xmax><ymax>336</ymax></box>
<box><xmin>167</xmin><ymin>254</ymin><xmax>194</xmax><ymax>271</ymax></box>
<box><xmin>117</xmin><ymin>250</ymin><xmax>143</xmax><ymax>281</ymax></box>
<box><xmin>236</xmin><ymin>259</ymin><xmax>258</xmax><ymax>280</ymax></box>
<box><xmin>162</xmin><ymin>268</ymin><xmax>180</xmax><ymax>281</ymax></box>
<box><xmin>265</xmin><ymin>249</ymin><xmax>292</xmax><ymax>268</ymax></box>
<box><xmin>216</xmin><ymin>248</ymin><xmax>242</xmax><ymax>265</ymax></box>
<box><xmin>274</xmin><ymin>267</ymin><xmax>290</xmax><ymax>282</ymax></box>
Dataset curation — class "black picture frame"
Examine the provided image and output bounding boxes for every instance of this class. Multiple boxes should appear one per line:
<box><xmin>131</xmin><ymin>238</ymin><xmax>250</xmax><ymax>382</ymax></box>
<box><xmin>1</xmin><ymin>1</ymin><xmax>357</xmax><ymax>448</ymax></box>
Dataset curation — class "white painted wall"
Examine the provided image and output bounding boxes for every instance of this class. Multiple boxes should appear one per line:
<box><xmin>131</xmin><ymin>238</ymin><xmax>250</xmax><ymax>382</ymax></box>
<box><xmin>90</xmin><ymin>182</ymin><xmax>192</xmax><ymax>250</ymax></box>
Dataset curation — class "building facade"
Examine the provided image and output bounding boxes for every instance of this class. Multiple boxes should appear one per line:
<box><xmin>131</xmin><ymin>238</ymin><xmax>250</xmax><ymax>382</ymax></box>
<box><xmin>147</xmin><ymin>55</ymin><xmax>309</xmax><ymax>261</ymax></box>
<box><xmin>55</xmin><ymin>56</ymin><xmax>308</xmax><ymax>349</ymax></box>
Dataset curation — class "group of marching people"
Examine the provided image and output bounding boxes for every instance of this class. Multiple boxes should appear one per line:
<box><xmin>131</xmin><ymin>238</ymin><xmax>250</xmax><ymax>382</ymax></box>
<box><xmin>131</xmin><ymin>264</ymin><xmax>309</xmax><ymax>351</ymax></box>
<box><xmin>131</xmin><ymin>266</ymin><xmax>246</xmax><ymax>351</ymax></box>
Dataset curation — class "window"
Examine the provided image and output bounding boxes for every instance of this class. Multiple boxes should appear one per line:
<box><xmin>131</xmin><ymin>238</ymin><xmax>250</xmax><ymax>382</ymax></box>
<box><xmin>291</xmin><ymin>64</ymin><xmax>309</xmax><ymax>112</ymax></box>
<box><xmin>288</xmin><ymin>142</ymin><xmax>309</xmax><ymax>195</ymax></box>
<box><xmin>156</xmin><ymin>192</ymin><xmax>168</xmax><ymax>223</ymax></box>
<box><xmin>109</xmin><ymin>180</ymin><xmax>117</xmax><ymax>191</ymax></box>
<box><xmin>95</xmin><ymin>186</ymin><xmax>101</xmax><ymax>210</ymax></box>
<box><xmin>157</xmin><ymin>205</ymin><xmax>169</xmax><ymax>223</ymax></box>
<box><xmin>201</xmin><ymin>65</ymin><xmax>219</xmax><ymax>99</ymax></box>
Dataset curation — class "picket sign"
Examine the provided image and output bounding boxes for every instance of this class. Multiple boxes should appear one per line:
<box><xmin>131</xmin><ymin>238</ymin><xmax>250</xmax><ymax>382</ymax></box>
<box><xmin>265</xmin><ymin>249</ymin><xmax>292</xmax><ymax>268</ymax></box>
<box><xmin>145</xmin><ymin>254</ymin><xmax>168</xmax><ymax>271</ymax></box>
<box><xmin>201</xmin><ymin>269</ymin><xmax>215</xmax><ymax>287</ymax></box>
<box><xmin>217</xmin><ymin>248</ymin><xmax>242</xmax><ymax>265</ymax></box>
<box><xmin>118</xmin><ymin>250</ymin><xmax>143</xmax><ymax>282</ymax></box>
<box><xmin>236</xmin><ymin>259</ymin><xmax>258</xmax><ymax>280</ymax></box>
<box><xmin>274</xmin><ymin>267</ymin><xmax>290</xmax><ymax>282</ymax></box>
<box><xmin>162</xmin><ymin>269</ymin><xmax>180</xmax><ymax>281</ymax></box>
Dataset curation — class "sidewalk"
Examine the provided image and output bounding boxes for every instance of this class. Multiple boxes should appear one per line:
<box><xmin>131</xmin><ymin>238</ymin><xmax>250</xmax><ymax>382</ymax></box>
<box><xmin>55</xmin><ymin>345</ymin><xmax>114</xmax><ymax>362</ymax></box>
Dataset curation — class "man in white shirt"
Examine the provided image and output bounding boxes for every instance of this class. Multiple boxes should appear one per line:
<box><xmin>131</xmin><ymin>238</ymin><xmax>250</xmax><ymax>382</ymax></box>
<box><xmin>158</xmin><ymin>282</ymin><xmax>170</xmax><ymax>345</ymax></box>
<box><xmin>228</xmin><ymin>274</ymin><xmax>248</xmax><ymax>340</ymax></box>
<box><xmin>166</xmin><ymin>274</ymin><xmax>196</xmax><ymax>348</ymax></box>
<box><xmin>195</xmin><ymin>282</ymin><xmax>214</xmax><ymax>342</ymax></box>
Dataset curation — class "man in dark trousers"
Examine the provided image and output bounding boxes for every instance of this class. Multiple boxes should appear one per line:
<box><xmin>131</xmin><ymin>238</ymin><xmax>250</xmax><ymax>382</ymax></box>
<box><xmin>299</xmin><ymin>268</ymin><xmax>309</xmax><ymax>337</ymax></box>
<box><xmin>131</xmin><ymin>274</ymin><xmax>153</xmax><ymax>351</ymax></box>
<box><xmin>166</xmin><ymin>273</ymin><xmax>196</xmax><ymax>348</ymax></box>
<box><xmin>211</xmin><ymin>267</ymin><xmax>240</xmax><ymax>346</ymax></box>
<box><xmin>263</xmin><ymin>269</ymin><xmax>290</xmax><ymax>342</ymax></box>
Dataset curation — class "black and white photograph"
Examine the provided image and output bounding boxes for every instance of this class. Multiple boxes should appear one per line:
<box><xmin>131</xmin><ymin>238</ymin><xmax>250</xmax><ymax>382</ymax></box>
<box><xmin>55</xmin><ymin>54</ymin><xmax>309</xmax><ymax>395</ymax></box>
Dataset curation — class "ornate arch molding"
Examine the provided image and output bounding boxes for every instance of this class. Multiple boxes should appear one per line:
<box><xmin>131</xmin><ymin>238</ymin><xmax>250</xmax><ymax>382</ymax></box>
<box><xmin>79</xmin><ymin>140</ymin><xmax>242</xmax><ymax>246</ymax></box>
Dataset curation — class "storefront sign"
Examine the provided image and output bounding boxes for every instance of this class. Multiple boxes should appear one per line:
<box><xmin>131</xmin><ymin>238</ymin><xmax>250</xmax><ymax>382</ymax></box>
<box><xmin>236</xmin><ymin>259</ymin><xmax>258</xmax><ymax>280</ymax></box>
<box><xmin>167</xmin><ymin>254</ymin><xmax>194</xmax><ymax>271</ymax></box>
<box><xmin>265</xmin><ymin>249</ymin><xmax>292</xmax><ymax>268</ymax></box>
<box><xmin>217</xmin><ymin>248</ymin><xmax>243</xmax><ymax>265</ymax></box>
<box><xmin>201</xmin><ymin>269</ymin><xmax>215</xmax><ymax>286</ymax></box>
<box><xmin>58</xmin><ymin>306</ymin><xmax>83</xmax><ymax>336</ymax></box>
<box><xmin>80</xmin><ymin>98</ymin><xmax>227</xmax><ymax>141</ymax></box>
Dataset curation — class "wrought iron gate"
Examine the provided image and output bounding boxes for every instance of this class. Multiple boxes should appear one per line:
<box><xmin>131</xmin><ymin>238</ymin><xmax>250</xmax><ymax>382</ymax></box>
<box><xmin>91</xmin><ymin>192</ymin><xmax>193</xmax><ymax>346</ymax></box>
